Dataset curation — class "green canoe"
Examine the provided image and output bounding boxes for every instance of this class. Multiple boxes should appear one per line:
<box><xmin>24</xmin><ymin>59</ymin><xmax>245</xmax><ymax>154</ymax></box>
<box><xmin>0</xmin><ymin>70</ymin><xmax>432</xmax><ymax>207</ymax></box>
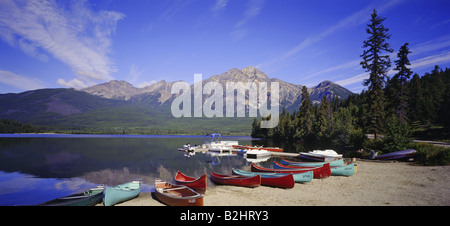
<box><xmin>103</xmin><ymin>181</ymin><xmax>141</xmax><ymax>206</ymax></box>
<box><xmin>331</xmin><ymin>162</ymin><xmax>355</xmax><ymax>176</ymax></box>
<box><xmin>38</xmin><ymin>185</ymin><xmax>104</xmax><ymax>206</ymax></box>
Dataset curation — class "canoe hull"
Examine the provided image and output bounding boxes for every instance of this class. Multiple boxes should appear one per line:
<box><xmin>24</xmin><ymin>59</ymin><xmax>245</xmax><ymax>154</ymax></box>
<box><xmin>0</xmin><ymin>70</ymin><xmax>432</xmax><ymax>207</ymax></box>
<box><xmin>210</xmin><ymin>171</ymin><xmax>261</xmax><ymax>188</ymax></box>
<box><xmin>174</xmin><ymin>171</ymin><xmax>207</xmax><ymax>194</ymax></box>
<box><xmin>299</xmin><ymin>152</ymin><xmax>342</xmax><ymax>162</ymax></box>
<box><xmin>103</xmin><ymin>181</ymin><xmax>140</xmax><ymax>206</ymax></box>
<box><xmin>274</xmin><ymin>161</ymin><xmax>355</xmax><ymax>177</ymax></box>
<box><xmin>38</xmin><ymin>186</ymin><xmax>103</xmax><ymax>206</ymax></box>
<box><xmin>280</xmin><ymin>158</ymin><xmax>345</xmax><ymax>167</ymax></box>
<box><xmin>155</xmin><ymin>179</ymin><xmax>204</xmax><ymax>206</ymax></box>
<box><xmin>331</xmin><ymin>163</ymin><xmax>355</xmax><ymax>176</ymax></box>
<box><xmin>251</xmin><ymin>163</ymin><xmax>330</xmax><ymax>179</ymax></box>
<box><xmin>232</xmin><ymin>169</ymin><xmax>296</xmax><ymax>188</ymax></box>
<box><xmin>373</xmin><ymin>149</ymin><xmax>416</xmax><ymax>160</ymax></box>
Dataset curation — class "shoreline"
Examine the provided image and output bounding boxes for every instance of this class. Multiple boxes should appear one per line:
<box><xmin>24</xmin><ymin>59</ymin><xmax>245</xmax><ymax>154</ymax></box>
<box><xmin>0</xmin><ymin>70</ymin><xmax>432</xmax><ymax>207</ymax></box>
<box><xmin>112</xmin><ymin>160</ymin><xmax>450</xmax><ymax>206</ymax></box>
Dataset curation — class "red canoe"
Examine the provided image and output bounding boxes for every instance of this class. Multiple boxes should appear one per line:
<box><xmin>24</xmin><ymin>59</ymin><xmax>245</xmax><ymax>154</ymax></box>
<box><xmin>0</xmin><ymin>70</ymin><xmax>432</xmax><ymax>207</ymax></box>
<box><xmin>155</xmin><ymin>179</ymin><xmax>204</xmax><ymax>206</ymax></box>
<box><xmin>210</xmin><ymin>171</ymin><xmax>261</xmax><ymax>188</ymax></box>
<box><xmin>251</xmin><ymin>163</ymin><xmax>331</xmax><ymax>179</ymax></box>
<box><xmin>174</xmin><ymin>171</ymin><xmax>207</xmax><ymax>194</ymax></box>
<box><xmin>232</xmin><ymin>145</ymin><xmax>283</xmax><ymax>152</ymax></box>
<box><xmin>231</xmin><ymin>168</ymin><xmax>295</xmax><ymax>189</ymax></box>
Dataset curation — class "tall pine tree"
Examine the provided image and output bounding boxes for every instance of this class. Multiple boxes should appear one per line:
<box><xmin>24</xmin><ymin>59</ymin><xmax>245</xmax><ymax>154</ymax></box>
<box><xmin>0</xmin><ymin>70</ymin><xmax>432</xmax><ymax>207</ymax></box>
<box><xmin>296</xmin><ymin>86</ymin><xmax>313</xmax><ymax>139</ymax></box>
<box><xmin>360</xmin><ymin>9</ymin><xmax>393</xmax><ymax>139</ymax></box>
<box><xmin>392</xmin><ymin>43</ymin><xmax>413</xmax><ymax>123</ymax></box>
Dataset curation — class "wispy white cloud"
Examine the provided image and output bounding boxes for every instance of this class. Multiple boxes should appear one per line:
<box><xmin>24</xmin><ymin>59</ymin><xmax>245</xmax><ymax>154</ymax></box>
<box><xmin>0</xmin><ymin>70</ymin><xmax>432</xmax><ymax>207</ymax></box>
<box><xmin>235</xmin><ymin>0</ymin><xmax>264</xmax><ymax>28</ymax></box>
<box><xmin>127</xmin><ymin>64</ymin><xmax>145</xmax><ymax>85</ymax></box>
<box><xmin>0</xmin><ymin>0</ymin><xmax>125</xmax><ymax>88</ymax></box>
<box><xmin>137</xmin><ymin>80</ymin><xmax>157</xmax><ymax>88</ymax></box>
<box><xmin>411</xmin><ymin>50</ymin><xmax>450</xmax><ymax>69</ymax></box>
<box><xmin>212</xmin><ymin>0</ymin><xmax>229</xmax><ymax>13</ymax></box>
<box><xmin>410</xmin><ymin>34</ymin><xmax>450</xmax><ymax>56</ymax></box>
<box><xmin>303</xmin><ymin>59</ymin><xmax>361</xmax><ymax>81</ymax></box>
<box><xmin>0</xmin><ymin>70</ymin><xmax>46</xmax><ymax>91</ymax></box>
<box><xmin>56</xmin><ymin>78</ymin><xmax>88</xmax><ymax>90</ymax></box>
<box><xmin>230</xmin><ymin>0</ymin><xmax>264</xmax><ymax>41</ymax></box>
<box><xmin>158</xmin><ymin>0</ymin><xmax>192</xmax><ymax>23</ymax></box>
<box><xmin>335</xmin><ymin>72</ymin><xmax>368</xmax><ymax>87</ymax></box>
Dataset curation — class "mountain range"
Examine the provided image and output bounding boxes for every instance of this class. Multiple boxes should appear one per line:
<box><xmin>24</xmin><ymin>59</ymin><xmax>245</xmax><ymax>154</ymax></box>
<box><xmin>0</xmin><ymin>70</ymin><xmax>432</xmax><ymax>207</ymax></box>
<box><xmin>0</xmin><ymin>66</ymin><xmax>353</xmax><ymax>134</ymax></box>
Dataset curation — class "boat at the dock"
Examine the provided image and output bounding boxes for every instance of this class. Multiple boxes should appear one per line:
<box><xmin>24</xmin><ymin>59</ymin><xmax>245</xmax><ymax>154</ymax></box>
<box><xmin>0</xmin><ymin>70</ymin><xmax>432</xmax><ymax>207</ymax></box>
<box><xmin>244</xmin><ymin>149</ymin><xmax>272</xmax><ymax>159</ymax></box>
<box><xmin>38</xmin><ymin>185</ymin><xmax>104</xmax><ymax>206</ymax></box>
<box><xmin>154</xmin><ymin>179</ymin><xmax>204</xmax><ymax>206</ymax></box>
<box><xmin>210</xmin><ymin>171</ymin><xmax>261</xmax><ymax>188</ymax></box>
<box><xmin>174</xmin><ymin>171</ymin><xmax>207</xmax><ymax>194</ymax></box>
<box><xmin>299</xmin><ymin>149</ymin><xmax>343</xmax><ymax>162</ymax></box>
<box><xmin>103</xmin><ymin>181</ymin><xmax>140</xmax><ymax>206</ymax></box>
<box><xmin>251</xmin><ymin>163</ymin><xmax>331</xmax><ymax>179</ymax></box>
<box><xmin>202</xmin><ymin>133</ymin><xmax>238</xmax><ymax>148</ymax></box>
<box><xmin>177</xmin><ymin>143</ymin><xmax>199</xmax><ymax>152</ymax></box>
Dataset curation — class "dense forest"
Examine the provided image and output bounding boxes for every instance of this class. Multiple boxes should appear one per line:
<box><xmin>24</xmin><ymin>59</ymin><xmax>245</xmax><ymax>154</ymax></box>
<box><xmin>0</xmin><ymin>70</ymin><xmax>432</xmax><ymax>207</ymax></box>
<box><xmin>252</xmin><ymin>10</ymin><xmax>450</xmax><ymax>163</ymax></box>
<box><xmin>0</xmin><ymin>119</ymin><xmax>41</xmax><ymax>133</ymax></box>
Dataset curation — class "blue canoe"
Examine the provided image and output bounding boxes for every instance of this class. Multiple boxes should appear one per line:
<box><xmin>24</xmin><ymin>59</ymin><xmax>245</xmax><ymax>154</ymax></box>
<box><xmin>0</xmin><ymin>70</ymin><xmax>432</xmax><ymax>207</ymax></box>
<box><xmin>103</xmin><ymin>181</ymin><xmax>141</xmax><ymax>206</ymax></box>
<box><xmin>371</xmin><ymin>149</ymin><xmax>416</xmax><ymax>161</ymax></box>
<box><xmin>232</xmin><ymin>168</ymin><xmax>312</xmax><ymax>184</ymax></box>
<box><xmin>280</xmin><ymin>157</ymin><xmax>345</xmax><ymax>167</ymax></box>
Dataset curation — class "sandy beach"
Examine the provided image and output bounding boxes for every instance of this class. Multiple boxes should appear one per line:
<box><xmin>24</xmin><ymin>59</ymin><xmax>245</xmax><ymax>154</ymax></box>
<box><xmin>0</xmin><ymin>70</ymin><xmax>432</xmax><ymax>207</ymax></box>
<box><xmin>113</xmin><ymin>160</ymin><xmax>450</xmax><ymax>206</ymax></box>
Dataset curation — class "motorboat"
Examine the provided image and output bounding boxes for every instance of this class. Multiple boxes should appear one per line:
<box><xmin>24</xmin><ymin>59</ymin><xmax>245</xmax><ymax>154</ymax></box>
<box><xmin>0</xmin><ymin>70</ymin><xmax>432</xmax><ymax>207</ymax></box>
<box><xmin>202</xmin><ymin>133</ymin><xmax>238</xmax><ymax>148</ymax></box>
<box><xmin>299</xmin><ymin>149</ymin><xmax>342</xmax><ymax>162</ymax></box>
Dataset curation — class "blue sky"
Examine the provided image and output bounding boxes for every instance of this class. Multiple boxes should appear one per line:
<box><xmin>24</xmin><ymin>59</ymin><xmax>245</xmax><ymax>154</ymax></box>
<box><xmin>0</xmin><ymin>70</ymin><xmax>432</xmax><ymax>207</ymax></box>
<box><xmin>1</xmin><ymin>0</ymin><xmax>450</xmax><ymax>94</ymax></box>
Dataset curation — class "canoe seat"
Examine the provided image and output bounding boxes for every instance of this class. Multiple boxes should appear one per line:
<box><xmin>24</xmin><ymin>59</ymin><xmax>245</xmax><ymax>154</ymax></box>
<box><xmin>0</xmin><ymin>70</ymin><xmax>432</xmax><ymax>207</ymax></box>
<box><xmin>161</xmin><ymin>187</ymin><xmax>187</xmax><ymax>192</ymax></box>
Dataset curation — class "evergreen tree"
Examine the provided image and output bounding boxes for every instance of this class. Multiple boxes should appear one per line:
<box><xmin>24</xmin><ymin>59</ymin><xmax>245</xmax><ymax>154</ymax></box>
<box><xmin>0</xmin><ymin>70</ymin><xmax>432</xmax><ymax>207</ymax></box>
<box><xmin>360</xmin><ymin>9</ymin><xmax>393</xmax><ymax>139</ymax></box>
<box><xmin>315</xmin><ymin>96</ymin><xmax>333</xmax><ymax>138</ymax></box>
<box><xmin>391</xmin><ymin>42</ymin><xmax>413</xmax><ymax>123</ymax></box>
<box><xmin>408</xmin><ymin>73</ymin><xmax>425</xmax><ymax>122</ymax></box>
<box><xmin>251</xmin><ymin>117</ymin><xmax>261</xmax><ymax>137</ymax></box>
<box><xmin>296</xmin><ymin>86</ymin><xmax>313</xmax><ymax>139</ymax></box>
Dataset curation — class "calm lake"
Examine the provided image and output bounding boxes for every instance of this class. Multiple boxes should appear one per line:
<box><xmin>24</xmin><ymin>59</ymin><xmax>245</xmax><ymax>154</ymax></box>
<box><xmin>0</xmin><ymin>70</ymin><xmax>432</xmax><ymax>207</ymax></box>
<box><xmin>0</xmin><ymin>134</ymin><xmax>279</xmax><ymax>206</ymax></box>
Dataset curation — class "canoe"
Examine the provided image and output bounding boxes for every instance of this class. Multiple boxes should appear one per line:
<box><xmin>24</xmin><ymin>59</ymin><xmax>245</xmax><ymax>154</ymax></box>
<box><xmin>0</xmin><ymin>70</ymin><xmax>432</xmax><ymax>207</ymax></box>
<box><xmin>371</xmin><ymin>149</ymin><xmax>416</xmax><ymax>161</ymax></box>
<box><xmin>232</xmin><ymin>145</ymin><xmax>283</xmax><ymax>152</ymax></box>
<box><xmin>231</xmin><ymin>168</ymin><xmax>295</xmax><ymax>188</ymax></box>
<box><xmin>155</xmin><ymin>179</ymin><xmax>204</xmax><ymax>206</ymax></box>
<box><xmin>103</xmin><ymin>181</ymin><xmax>140</xmax><ymax>206</ymax></box>
<box><xmin>210</xmin><ymin>171</ymin><xmax>261</xmax><ymax>188</ymax></box>
<box><xmin>233</xmin><ymin>168</ymin><xmax>312</xmax><ymax>184</ymax></box>
<box><xmin>299</xmin><ymin>150</ymin><xmax>343</xmax><ymax>162</ymax></box>
<box><xmin>251</xmin><ymin>163</ymin><xmax>330</xmax><ymax>179</ymax></box>
<box><xmin>274</xmin><ymin>161</ymin><xmax>355</xmax><ymax>177</ymax></box>
<box><xmin>280</xmin><ymin>158</ymin><xmax>345</xmax><ymax>167</ymax></box>
<box><xmin>174</xmin><ymin>171</ymin><xmax>207</xmax><ymax>194</ymax></box>
<box><xmin>38</xmin><ymin>185</ymin><xmax>104</xmax><ymax>206</ymax></box>
<box><xmin>232</xmin><ymin>168</ymin><xmax>312</xmax><ymax>186</ymax></box>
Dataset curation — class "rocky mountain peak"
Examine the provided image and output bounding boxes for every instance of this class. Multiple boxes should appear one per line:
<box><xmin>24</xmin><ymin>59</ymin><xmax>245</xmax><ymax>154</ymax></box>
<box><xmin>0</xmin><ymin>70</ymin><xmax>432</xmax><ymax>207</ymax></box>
<box><xmin>241</xmin><ymin>66</ymin><xmax>270</xmax><ymax>81</ymax></box>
